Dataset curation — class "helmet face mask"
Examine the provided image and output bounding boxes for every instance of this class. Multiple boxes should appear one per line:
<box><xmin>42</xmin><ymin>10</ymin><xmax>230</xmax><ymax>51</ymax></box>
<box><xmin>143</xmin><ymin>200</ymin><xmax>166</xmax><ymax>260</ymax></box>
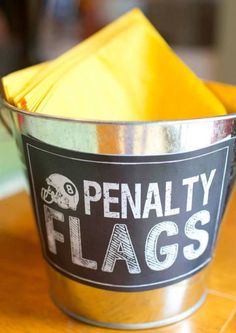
<box><xmin>41</xmin><ymin>174</ymin><xmax>79</xmax><ymax>211</ymax></box>
<box><xmin>41</xmin><ymin>185</ymin><xmax>55</xmax><ymax>205</ymax></box>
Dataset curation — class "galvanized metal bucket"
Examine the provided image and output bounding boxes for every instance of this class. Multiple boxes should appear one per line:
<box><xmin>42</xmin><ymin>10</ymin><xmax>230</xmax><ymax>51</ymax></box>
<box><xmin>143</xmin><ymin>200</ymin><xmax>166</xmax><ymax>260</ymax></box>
<box><xmin>1</xmin><ymin>96</ymin><xmax>236</xmax><ymax>330</ymax></box>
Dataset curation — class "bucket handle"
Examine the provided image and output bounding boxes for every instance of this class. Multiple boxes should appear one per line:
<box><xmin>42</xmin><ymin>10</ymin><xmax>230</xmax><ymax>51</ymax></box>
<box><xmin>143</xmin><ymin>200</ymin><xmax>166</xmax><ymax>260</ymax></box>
<box><xmin>0</xmin><ymin>111</ymin><xmax>12</xmax><ymax>136</ymax></box>
<box><xmin>0</xmin><ymin>80</ymin><xmax>13</xmax><ymax>136</ymax></box>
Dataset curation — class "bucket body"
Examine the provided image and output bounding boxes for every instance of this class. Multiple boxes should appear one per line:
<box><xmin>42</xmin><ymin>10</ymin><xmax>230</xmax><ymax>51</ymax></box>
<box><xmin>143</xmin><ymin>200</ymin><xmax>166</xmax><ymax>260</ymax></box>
<box><xmin>1</xmin><ymin>98</ymin><xmax>236</xmax><ymax>329</ymax></box>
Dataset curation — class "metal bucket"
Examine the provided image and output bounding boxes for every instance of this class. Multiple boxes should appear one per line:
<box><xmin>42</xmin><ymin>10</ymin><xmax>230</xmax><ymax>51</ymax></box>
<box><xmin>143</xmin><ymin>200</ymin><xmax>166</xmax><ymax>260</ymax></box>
<box><xmin>1</xmin><ymin>96</ymin><xmax>236</xmax><ymax>330</ymax></box>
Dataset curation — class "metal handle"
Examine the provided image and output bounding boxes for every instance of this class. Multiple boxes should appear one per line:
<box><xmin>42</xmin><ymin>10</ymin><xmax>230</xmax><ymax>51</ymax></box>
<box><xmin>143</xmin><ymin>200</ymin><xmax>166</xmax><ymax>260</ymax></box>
<box><xmin>0</xmin><ymin>111</ymin><xmax>13</xmax><ymax>136</ymax></box>
<box><xmin>0</xmin><ymin>80</ymin><xmax>13</xmax><ymax>136</ymax></box>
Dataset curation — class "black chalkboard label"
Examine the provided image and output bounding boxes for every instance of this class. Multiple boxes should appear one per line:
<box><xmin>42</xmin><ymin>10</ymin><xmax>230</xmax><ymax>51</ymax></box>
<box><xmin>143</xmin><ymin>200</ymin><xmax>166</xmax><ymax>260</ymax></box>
<box><xmin>22</xmin><ymin>135</ymin><xmax>234</xmax><ymax>292</ymax></box>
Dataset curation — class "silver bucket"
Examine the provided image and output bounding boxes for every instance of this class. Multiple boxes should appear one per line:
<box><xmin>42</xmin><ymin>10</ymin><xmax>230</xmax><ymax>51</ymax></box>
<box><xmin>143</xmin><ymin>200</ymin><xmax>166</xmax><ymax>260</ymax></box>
<box><xmin>1</xmin><ymin>96</ymin><xmax>236</xmax><ymax>330</ymax></box>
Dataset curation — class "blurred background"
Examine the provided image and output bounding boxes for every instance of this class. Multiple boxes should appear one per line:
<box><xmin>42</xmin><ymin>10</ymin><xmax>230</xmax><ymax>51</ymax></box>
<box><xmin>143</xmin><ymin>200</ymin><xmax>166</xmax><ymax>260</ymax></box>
<box><xmin>0</xmin><ymin>0</ymin><xmax>235</xmax><ymax>198</ymax></box>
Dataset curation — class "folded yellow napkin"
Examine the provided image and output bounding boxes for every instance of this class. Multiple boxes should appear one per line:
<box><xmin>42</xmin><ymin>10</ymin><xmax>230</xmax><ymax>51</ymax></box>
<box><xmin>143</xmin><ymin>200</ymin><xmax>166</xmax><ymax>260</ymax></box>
<box><xmin>205</xmin><ymin>81</ymin><xmax>236</xmax><ymax>114</ymax></box>
<box><xmin>2</xmin><ymin>9</ymin><xmax>235</xmax><ymax>121</ymax></box>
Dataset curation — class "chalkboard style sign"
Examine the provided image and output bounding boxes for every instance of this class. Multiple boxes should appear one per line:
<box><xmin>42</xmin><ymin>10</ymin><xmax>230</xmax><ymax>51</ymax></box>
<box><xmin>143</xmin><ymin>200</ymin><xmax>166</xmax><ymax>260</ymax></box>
<box><xmin>23</xmin><ymin>135</ymin><xmax>234</xmax><ymax>292</ymax></box>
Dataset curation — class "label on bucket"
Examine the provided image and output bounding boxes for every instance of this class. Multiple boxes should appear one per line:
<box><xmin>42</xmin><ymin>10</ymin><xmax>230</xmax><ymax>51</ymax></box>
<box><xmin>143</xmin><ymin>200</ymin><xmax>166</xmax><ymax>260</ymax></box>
<box><xmin>22</xmin><ymin>135</ymin><xmax>235</xmax><ymax>292</ymax></box>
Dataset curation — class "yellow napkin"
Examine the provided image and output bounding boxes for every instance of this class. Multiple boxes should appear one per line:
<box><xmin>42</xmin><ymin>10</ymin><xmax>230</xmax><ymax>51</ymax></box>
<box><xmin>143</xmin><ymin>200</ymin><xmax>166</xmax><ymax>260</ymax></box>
<box><xmin>2</xmin><ymin>9</ymin><xmax>232</xmax><ymax>121</ymax></box>
<box><xmin>206</xmin><ymin>81</ymin><xmax>236</xmax><ymax>114</ymax></box>
<box><xmin>2</xmin><ymin>63</ymin><xmax>46</xmax><ymax>104</ymax></box>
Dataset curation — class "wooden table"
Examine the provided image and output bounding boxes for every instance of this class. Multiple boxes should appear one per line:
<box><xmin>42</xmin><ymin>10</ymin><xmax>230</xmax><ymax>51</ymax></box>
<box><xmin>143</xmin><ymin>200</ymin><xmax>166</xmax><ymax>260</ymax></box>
<box><xmin>1</xmin><ymin>189</ymin><xmax>236</xmax><ymax>333</ymax></box>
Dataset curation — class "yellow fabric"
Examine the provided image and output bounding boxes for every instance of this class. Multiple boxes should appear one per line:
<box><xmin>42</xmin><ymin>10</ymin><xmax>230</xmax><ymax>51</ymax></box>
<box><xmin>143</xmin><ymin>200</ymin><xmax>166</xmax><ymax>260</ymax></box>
<box><xmin>1</xmin><ymin>9</ymin><xmax>230</xmax><ymax>121</ymax></box>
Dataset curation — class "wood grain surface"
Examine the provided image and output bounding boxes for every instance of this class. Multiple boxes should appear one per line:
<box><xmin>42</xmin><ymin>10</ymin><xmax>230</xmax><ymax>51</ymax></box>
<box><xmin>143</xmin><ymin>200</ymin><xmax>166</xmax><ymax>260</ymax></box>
<box><xmin>0</xmin><ymin>187</ymin><xmax>236</xmax><ymax>333</ymax></box>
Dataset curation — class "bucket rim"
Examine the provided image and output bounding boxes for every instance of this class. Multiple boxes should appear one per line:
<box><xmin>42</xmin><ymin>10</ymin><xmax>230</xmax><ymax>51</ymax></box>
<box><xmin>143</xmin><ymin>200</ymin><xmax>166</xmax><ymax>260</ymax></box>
<box><xmin>1</xmin><ymin>96</ymin><xmax>236</xmax><ymax>126</ymax></box>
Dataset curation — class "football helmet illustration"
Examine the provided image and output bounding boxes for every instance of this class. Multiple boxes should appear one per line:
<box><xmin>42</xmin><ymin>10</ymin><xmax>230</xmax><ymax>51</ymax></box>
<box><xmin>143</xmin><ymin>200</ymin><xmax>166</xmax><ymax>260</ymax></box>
<box><xmin>41</xmin><ymin>174</ymin><xmax>79</xmax><ymax>211</ymax></box>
